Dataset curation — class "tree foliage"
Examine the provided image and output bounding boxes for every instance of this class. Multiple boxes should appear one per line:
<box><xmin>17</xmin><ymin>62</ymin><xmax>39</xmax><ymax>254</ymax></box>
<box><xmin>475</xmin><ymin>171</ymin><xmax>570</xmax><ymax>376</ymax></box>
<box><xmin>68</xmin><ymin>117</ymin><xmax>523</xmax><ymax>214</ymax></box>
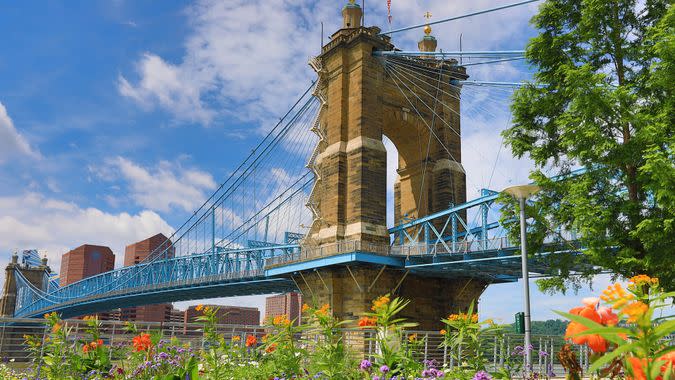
<box><xmin>503</xmin><ymin>0</ymin><xmax>674</xmax><ymax>291</ymax></box>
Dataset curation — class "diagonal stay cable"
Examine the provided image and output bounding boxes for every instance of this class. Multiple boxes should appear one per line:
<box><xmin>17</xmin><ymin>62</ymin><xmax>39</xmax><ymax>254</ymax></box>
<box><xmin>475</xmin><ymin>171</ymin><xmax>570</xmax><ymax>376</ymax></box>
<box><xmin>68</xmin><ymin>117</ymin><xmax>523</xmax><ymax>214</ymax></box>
<box><xmin>384</xmin><ymin>63</ymin><xmax>458</xmax><ymax>163</ymax></box>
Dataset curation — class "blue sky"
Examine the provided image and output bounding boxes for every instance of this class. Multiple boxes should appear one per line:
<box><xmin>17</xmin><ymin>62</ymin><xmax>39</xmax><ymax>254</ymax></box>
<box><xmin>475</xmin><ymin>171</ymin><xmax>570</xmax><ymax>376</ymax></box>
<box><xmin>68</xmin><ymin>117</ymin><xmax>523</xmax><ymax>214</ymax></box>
<box><xmin>0</xmin><ymin>0</ymin><xmax>618</xmax><ymax>321</ymax></box>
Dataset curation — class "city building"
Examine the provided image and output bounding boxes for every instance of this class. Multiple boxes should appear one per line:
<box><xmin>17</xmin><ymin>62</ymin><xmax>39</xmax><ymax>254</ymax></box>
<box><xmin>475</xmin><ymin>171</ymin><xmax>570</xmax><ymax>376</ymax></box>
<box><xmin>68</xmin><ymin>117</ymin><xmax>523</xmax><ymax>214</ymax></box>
<box><xmin>124</xmin><ymin>233</ymin><xmax>174</xmax><ymax>266</ymax></box>
<box><xmin>265</xmin><ymin>292</ymin><xmax>302</xmax><ymax>325</ymax></box>
<box><xmin>184</xmin><ymin>305</ymin><xmax>260</xmax><ymax>325</ymax></box>
<box><xmin>169</xmin><ymin>307</ymin><xmax>184</xmax><ymax>323</ymax></box>
<box><xmin>60</xmin><ymin>245</ymin><xmax>115</xmax><ymax>286</ymax></box>
<box><xmin>120</xmin><ymin>233</ymin><xmax>174</xmax><ymax>322</ymax></box>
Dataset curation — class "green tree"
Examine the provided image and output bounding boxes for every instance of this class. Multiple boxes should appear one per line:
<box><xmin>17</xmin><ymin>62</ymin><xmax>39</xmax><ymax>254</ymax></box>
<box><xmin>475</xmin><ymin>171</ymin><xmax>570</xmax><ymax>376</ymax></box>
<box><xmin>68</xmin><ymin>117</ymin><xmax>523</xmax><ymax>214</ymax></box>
<box><xmin>503</xmin><ymin>0</ymin><xmax>674</xmax><ymax>291</ymax></box>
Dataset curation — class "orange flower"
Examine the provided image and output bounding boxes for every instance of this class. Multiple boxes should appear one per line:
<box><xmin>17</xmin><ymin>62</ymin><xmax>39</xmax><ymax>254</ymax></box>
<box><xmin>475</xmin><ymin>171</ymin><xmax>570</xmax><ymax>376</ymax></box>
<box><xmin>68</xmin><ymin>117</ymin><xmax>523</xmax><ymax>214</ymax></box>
<box><xmin>97</xmin><ymin>339</ymin><xmax>103</xmax><ymax>346</ymax></box>
<box><xmin>564</xmin><ymin>321</ymin><xmax>587</xmax><ymax>345</ymax></box>
<box><xmin>408</xmin><ymin>333</ymin><xmax>418</xmax><ymax>342</ymax></box>
<box><xmin>272</xmin><ymin>314</ymin><xmax>291</xmax><ymax>326</ymax></box>
<box><xmin>627</xmin><ymin>352</ymin><xmax>675</xmax><ymax>380</ymax></box>
<box><xmin>447</xmin><ymin>312</ymin><xmax>478</xmax><ymax>323</ymax></box>
<box><xmin>52</xmin><ymin>323</ymin><xmax>62</xmax><ymax>333</ymax></box>
<box><xmin>82</xmin><ymin>343</ymin><xmax>91</xmax><ymax>353</ymax></box>
<box><xmin>302</xmin><ymin>304</ymin><xmax>310</xmax><ymax>313</ymax></box>
<box><xmin>132</xmin><ymin>333</ymin><xmax>152</xmax><ymax>352</ymax></box>
<box><xmin>628</xmin><ymin>275</ymin><xmax>659</xmax><ymax>291</ymax></box>
<box><xmin>245</xmin><ymin>334</ymin><xmax>257</xmax><ymax>347</ymax></box>
<box><xmin>316</xmin><ymin>304</ymin><xmax>330</xmax><ymax>316</ymax></box>
<box><xmin>371</xmin><ymin>295</ymin><xmax>390</xmax><ymax>311</ymax></box>
<box><xmin>440</xmin><ymin>329</ymin><xmax>447</xmax><ymax>335</ymax></box>
<box><xmin>564</xmin><ymin>304</ymin><xmax>608</xmax><ymax>353</ymax></box>
<box><xmin>265</xmin><ymin>343</ymin><xmax>277</xmax><ymax>353</ymax></box>
<box><xmin>585</xmin><ymin>334</ymin><xmax>608</xmax><ymax>353</ymax></box>
<box><xmin>623</xmin><ymin>301</ymin><xmax>649</xmax><ymax>323</ymax></box>
<box><xmin>195</xmin><ymin>304</ymin><xmax>204</xmax><ymax>312</ymax></box>
<box><xmin>232</xmin><ymin>335</ymin><xmax>241</xmax><ymax>342</ymax></box>
<box><xmin>357</xmin><ymin>316</ymin><xmax>377</xmax><ymax>327</ymax></box>
<box><xmin>597</xmin><ymin>307</ymin><xmax>618</xmax><ymax>326</ymax></box>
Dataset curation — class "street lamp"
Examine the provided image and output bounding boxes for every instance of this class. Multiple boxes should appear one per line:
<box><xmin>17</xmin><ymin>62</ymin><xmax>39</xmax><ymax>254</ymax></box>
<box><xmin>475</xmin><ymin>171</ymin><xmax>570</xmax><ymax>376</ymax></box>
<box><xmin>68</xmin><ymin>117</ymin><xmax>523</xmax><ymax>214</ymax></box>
<box><xmin>502</xmin><ymin>184</ymin><xmax>540</xmax><ymax>376</ymax></box>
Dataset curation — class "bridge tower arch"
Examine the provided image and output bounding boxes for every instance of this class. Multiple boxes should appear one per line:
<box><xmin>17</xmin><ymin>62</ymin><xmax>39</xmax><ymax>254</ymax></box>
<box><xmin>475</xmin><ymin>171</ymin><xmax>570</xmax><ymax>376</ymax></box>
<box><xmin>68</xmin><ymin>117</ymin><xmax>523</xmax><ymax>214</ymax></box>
<box><xmin>298</xmin><ymin>2</ymin><xmax>485</xmax><ymax>329</ymax></box>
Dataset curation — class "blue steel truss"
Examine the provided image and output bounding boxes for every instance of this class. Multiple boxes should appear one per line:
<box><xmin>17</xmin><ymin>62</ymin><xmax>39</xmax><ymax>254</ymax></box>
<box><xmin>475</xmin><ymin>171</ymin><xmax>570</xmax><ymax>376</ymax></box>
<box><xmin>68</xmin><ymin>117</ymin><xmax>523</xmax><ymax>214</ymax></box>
<box><xmin>12</xmin><ymin>183</ymin><xmax>584</xmax><ymax>319</ymax></box>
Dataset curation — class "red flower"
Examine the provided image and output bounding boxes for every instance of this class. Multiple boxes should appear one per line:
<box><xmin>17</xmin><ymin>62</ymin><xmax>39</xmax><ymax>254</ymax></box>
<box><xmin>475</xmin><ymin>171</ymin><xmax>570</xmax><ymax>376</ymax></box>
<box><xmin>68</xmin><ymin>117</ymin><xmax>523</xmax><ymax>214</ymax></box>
<box><xmin>132</xmin><ymin>333</ymin><xmax>153</xmax><ymax>352</ymax></box>
<box><xmin>245</xmin><ymin>334</ymin><xmax>257</xmax><ymax>347</ymax></box>
<box><xmin>357</xmin><ymin>316</ymin><xmax>377</xmax><ymax>327</ymax></box>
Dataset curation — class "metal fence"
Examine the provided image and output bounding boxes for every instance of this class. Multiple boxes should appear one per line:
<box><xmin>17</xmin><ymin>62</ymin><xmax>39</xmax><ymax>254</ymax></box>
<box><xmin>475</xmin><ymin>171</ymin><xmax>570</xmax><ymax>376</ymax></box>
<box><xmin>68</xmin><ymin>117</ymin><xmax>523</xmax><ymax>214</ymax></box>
<box><xmin>0</xmin><ymin>317</ymin><xmax>590</xmax><ymax>376</ymax></box>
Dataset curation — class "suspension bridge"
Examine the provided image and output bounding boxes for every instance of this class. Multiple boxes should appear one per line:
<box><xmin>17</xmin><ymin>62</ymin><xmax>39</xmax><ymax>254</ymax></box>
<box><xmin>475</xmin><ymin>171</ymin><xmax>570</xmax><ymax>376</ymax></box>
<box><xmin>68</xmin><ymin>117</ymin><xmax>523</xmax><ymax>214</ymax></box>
<box><xmin>2</xmin><ymin>0</ymin><xmax>588</xmax><ymax>327</ymax></box>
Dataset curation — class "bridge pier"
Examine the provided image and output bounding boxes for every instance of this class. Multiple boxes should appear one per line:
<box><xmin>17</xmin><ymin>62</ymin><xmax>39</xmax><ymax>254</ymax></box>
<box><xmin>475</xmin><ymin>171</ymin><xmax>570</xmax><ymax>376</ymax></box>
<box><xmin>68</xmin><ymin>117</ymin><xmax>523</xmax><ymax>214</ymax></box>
<box><xmin>295</xmin><ymin>265</ymin><xmax>486</xmax><ymax>330</ymax></box>
<box><xmin>297</xmin><ymin>1</ymin><xmax>482</xmax><ymax>330</ymax></box>
<box><xmin>0</xmin><ymin>253</ymin><xmax>51</xmax><ymax>361</ymax></box>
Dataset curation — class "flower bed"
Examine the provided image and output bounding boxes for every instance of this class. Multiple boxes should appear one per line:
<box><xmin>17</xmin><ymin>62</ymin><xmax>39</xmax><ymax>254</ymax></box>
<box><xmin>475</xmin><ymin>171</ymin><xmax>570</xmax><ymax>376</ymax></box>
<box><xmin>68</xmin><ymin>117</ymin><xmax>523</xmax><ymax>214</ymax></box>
<box><xmin>1</xmin><ymin>275</ymin><xmax>672</xmax><ymax>379</ymax></box>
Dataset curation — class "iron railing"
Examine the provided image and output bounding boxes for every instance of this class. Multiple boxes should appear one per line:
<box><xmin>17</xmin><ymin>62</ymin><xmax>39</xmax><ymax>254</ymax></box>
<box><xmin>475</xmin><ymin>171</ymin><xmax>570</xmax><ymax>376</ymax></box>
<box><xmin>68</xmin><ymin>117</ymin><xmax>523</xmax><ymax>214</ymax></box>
<box><xmin>0</xmin><ymin>317</ymin><xmax>586</xmax><ymax>376</ymax></box>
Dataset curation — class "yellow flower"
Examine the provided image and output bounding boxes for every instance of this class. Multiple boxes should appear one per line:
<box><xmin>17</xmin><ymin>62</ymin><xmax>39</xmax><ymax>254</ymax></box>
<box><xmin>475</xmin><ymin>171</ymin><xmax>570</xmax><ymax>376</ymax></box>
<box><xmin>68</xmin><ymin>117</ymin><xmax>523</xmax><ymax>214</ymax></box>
<box><xmin>623</xmin><ymin>301</ymin><xmax>649</xmax><ymax>323</ymax></box>
<box><xmin>231</xmin><ymin>335</ymin><xmax>241</xmax><ymax>342</ymax></box>
<box><xmin>195</xmin><ymin>304</ymin><xmax>204</xmax><ymax>312</ymax></box>
<box><xmin>600</xmin><ymin>283</ymin><xmax>634</xmax><ymax>309</ymax></box>
<box><xmin>204</xmin><ymin>306</ymin><xmax>212</xmax><ymax>313</ymax></box>
<box><xmin>408</xmin><ymin>333</ymin><xmax>418</xmax><ymax>342</ymax></box>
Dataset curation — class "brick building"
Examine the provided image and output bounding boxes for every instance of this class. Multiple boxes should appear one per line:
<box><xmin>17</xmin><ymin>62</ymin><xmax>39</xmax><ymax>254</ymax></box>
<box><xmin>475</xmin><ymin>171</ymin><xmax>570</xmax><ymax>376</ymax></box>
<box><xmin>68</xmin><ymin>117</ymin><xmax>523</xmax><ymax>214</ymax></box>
<box><xmin>60</xmin><ymin>245</ymin><xmax>115</xmax><ymax>286</ymax></box>
<box><xmin>184</xmin><ymin>305</ymin><xmax>260</xmax><ymax>325</ymax></box>
<box><xmin>265</xmin><ymin>292</ymin><xmax>302</xmax><ymax>325</ymax></box>
<box><xmin>169</xmin><ymin>307</ymin><xmax>184</xmax><ymax>323</ymax></box>
<box><xmin>119</xmin><ymin>233</ymin><xmax>174</xmax><ymax>322</ymax></box>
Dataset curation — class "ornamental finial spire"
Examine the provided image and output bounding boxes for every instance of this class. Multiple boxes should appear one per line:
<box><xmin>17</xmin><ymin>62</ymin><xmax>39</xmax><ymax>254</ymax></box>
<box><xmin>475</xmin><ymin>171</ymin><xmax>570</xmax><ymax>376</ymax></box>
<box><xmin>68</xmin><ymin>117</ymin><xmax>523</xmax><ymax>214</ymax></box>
<box><xmin>424</xmin><ymin>11</ymin><xmax>432</xmax><ymax>35</ymax></box>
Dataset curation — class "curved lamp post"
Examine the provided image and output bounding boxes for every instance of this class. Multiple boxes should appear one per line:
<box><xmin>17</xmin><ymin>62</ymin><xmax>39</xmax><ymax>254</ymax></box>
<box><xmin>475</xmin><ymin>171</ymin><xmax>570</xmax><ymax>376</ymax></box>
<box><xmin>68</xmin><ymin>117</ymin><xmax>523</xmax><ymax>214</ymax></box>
<box><xmin>502</xmin><ymin>184</ymin><xmax>540</xmax><ymax>376</ymax></box>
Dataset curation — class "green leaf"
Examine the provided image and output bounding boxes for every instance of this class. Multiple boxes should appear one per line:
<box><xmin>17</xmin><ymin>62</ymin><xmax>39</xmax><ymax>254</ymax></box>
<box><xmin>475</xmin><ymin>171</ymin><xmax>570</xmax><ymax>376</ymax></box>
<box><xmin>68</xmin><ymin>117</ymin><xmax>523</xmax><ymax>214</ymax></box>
<box><xmin>654</xmin><ymin>344</ymin><xmax>675</xmax><ymax>359</ymax></box>
<box><xmin>588</xmin><ymin>342</ymin><xmax>636</xmax><ymax>373</ymax></box>
<box><xmin>653</xmin><ymin>319</ymin><xmax>675</xmax><ymax>340</ymax></box>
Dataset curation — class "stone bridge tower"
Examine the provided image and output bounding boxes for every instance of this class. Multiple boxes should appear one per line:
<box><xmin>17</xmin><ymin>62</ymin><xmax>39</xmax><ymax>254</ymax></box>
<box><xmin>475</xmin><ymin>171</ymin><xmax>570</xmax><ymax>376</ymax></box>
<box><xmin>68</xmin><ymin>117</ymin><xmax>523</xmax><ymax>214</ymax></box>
<box><xmin>0</xmin><ymin>253</ymin><xmax>51</xmax><ymax>317</ymax></box>
<box><xmin>296</xmin><ymin>1</ymin><xmax>485</xmax><ymax>329</ymax></box>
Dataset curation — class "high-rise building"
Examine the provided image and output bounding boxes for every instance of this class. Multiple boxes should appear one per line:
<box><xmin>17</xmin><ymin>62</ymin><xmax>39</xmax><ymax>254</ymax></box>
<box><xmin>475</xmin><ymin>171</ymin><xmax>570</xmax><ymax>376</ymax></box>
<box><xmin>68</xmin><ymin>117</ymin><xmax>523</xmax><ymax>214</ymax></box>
<box><xmin>124</xmin><ymin>233</ymin><xmax>174</xmax><ymax>266</ymax></box>
<box><xmin>184</xmin><ymin>305</ymin><xmax>260</xmax><ymax>325</ymax></box>
<box><xmin>60</xmin><ymin>245</ymin><xmax>115</xmax><ymax>286</ymax></box>
<box><xmin>265</xmin><ymin>292</ymin><xmax>302</xmax><ymax>325</ymax></box>
<box><xmin>120</xmin><ymin>233</ymin><xmax>174</xmax><ymax>322</ymax></box>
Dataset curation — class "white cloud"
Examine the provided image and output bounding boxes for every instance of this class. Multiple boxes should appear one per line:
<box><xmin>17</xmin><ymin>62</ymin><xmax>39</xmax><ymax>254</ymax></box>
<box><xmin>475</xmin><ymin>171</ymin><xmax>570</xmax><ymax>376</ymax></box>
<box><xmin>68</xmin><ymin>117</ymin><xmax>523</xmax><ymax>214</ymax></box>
<box><xmin>99</xmin><ymin>157</ymin><xmax>217</xmax><ymax>213</ymax></box>
<box><xmin>0</xmin><ymin>101</ymin><xmax>39</xmax><ymax>163</ymax></box>
<box><xmin>0</xmin><ymin>192</ymin><xmax>173</xmax><ymax>274</ymax></box>
<box><xmin>118</xmin><ymin>54</ymin><xmax>215</xmax><ymax>125</ymax></box>
<box><xmin>118</xmin><ymin>0</ymin><xmax>538</xmax><ymax>127</ymax></box>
